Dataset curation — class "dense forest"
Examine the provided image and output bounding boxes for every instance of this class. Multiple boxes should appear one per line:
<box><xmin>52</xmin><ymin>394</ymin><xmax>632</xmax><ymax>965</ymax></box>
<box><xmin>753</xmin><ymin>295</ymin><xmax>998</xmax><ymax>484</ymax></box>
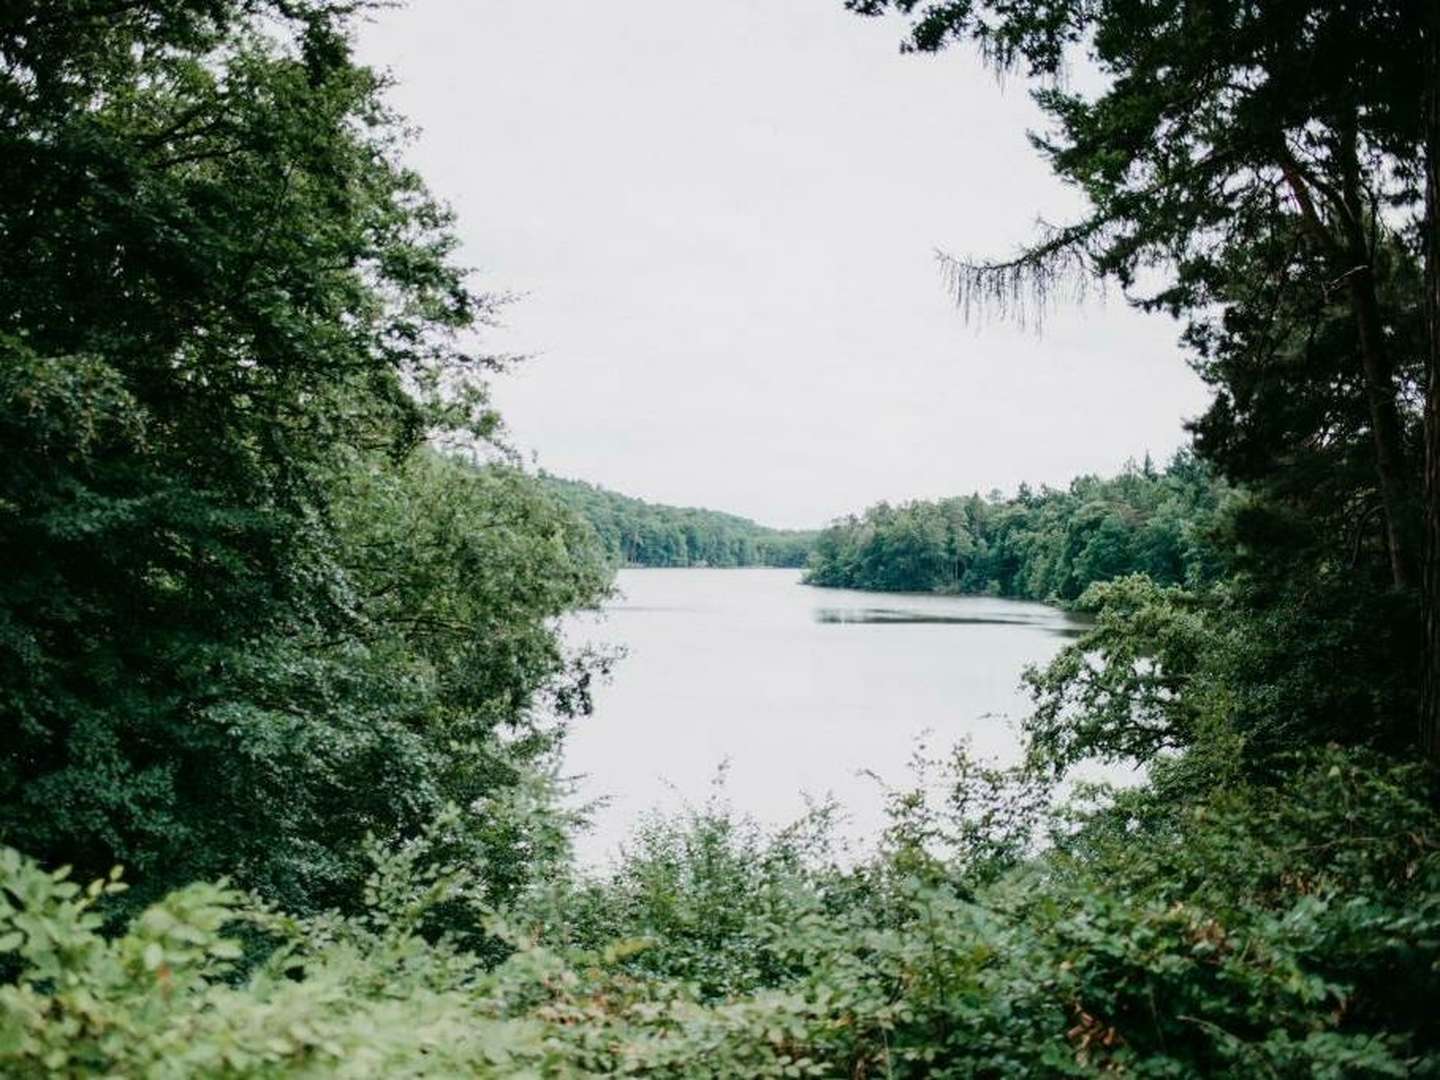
<box><xmin>805</xmin><ymin>453</ymin><xmax>1226</xmax><ymax>599</ymax></box>
<box><xmin>2</xmin><ymin>1</ymin><xmax>1440</xmax><ymax>1077</ymax></box>
<box><xmin>541</xmin><ymin>475</ymin><xmax>815</xmax><ymax>568</ymax></box>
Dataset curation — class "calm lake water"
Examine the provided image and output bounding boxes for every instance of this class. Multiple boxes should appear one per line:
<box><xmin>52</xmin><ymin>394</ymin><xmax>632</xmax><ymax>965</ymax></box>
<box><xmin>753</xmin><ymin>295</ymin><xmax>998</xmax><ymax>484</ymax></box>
<box><xmin>562</xmin><ymin>568</ymin><xmax>1088</xmax><ymax>865</ymax></box>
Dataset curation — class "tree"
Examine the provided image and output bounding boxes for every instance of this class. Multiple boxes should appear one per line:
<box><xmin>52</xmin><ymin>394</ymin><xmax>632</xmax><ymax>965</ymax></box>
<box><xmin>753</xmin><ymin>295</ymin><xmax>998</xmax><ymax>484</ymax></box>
<box><xmin>848</xmin><ymin>0</ymin><xmax>1439</xmax><ymax>761</ymax></box>
<box><xmin>0</xmin><ymin>1</ymin><xmax>610</xmax><ymax>910</ymax></box>
<box><xmin>1421</xmin><ymin>2</ymin><xmax>1440</xmax><ymax>763</ymax></box>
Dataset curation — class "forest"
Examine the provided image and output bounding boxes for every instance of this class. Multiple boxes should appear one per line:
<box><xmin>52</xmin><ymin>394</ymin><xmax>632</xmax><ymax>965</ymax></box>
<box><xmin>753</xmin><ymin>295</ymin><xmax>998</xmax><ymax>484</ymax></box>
<box><xmin>805</xmin><ymin>453</ymin><xmax>1226</xmax><ymax>599</ymax></box>
<box><xmin>2</xmin><ymin>1</ymin><xmax>1440</xmax><ymax>1076</ymax></box>
<box><xmin>541</xmin><ymin>475</ymin><xmax>815</xmax><ymax>568</ymax></box>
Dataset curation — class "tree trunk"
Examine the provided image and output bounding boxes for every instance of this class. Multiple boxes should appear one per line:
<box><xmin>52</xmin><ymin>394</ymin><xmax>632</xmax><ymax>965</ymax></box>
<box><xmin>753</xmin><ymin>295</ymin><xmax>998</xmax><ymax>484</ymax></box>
<box><xmin>1280</xmin><ymin>148</ymin><xmax>1416</xmax><ymax>588</ymax></box>
<box><xmin>1420</xmin><ymin>1</ymin><xmax>1440</xmax><ymax>766</ymax></box>
<box><xmin>1347</xmin><ymin>266</ymin><xmax>1418</xmax><ymax>590</ymax></box>
<box><xmin>1333</xmin><ymin>114</ymin><xmax>1419</xmax><ymax>590</ymax></box>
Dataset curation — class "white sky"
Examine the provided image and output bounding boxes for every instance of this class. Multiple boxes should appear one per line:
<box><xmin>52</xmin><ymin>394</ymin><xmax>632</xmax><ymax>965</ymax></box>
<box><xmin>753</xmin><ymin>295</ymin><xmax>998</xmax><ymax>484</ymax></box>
<box><xmin>359</xmin><ymin>0</ymin><xmax>1211</xmax><ymax>529</ymax></box>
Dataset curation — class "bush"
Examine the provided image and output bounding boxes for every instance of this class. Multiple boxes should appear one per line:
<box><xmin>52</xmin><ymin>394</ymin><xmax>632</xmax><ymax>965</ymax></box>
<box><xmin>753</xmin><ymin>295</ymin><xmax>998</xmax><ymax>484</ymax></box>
<box><xmin>5</xmin><ymin>749</ymin><xmax>1435</xmax><ymax>1077</ymax></box>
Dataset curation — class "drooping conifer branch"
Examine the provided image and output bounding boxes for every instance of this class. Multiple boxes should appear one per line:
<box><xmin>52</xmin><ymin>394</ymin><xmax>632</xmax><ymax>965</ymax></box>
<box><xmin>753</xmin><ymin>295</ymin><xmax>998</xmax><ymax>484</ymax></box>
<box><xmin>935</xmin><ymin>217</ymin><xmax>1105</xmax><ymax>330</ymax></box>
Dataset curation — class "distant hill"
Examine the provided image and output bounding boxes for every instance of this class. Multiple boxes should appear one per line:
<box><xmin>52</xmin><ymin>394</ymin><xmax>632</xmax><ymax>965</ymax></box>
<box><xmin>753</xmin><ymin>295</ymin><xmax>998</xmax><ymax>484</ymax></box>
<box><xmin>540</xmin><ymin>475</ymin><xmax>816</xmax><ymax>568</ymax></box>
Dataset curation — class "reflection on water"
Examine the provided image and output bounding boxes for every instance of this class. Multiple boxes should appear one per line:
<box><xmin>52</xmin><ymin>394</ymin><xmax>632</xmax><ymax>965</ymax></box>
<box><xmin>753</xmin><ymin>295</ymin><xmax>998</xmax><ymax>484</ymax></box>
<box><xmin>815</xmin><ymin>605</ymin><xmax>1091</xmax><ymax>638</ymax></box>
<box><xmin>818</xmin><ymin>607</ymin><xmax>1063</xmax><ymax>628</ymax></box>
<box><xmin>562</xmin><ymin>568</ymin><xmax>1089</xmax><ymax>865</ymax></box>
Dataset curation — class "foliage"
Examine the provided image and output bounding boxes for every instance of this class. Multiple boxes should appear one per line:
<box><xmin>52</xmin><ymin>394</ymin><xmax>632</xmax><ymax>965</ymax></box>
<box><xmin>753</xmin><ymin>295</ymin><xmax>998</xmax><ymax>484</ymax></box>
<box><xmin>543</xmin><ymin>475</ymin><xmax>816</xmax><ymax>568</ymax></box>
<box><xmin>1016</xmin><ymin>513</ymin><xmax>1423</xmax><ymax>780</ymax></box>
<box><xmin>1022</xmin><ymin>575</ymin><xmax>1215</xmax><ymax>775</ymax></box>
<box><xmin>848</xmin><ymin>0</ymin><xmax>1427</xmax><ymax>584</ymax></box>
<box><xmin>0</xmin><ymin>815</ymin><xmax>550</xmax><ymax>1077</ymax></box>
<box><xmin>3</xmin><ymin>748</ymin><xmax>1436</xmax><ymax>1078</ymax></box>
<box><xmin>843</xmin><ymin>0</ymin><xmax>1439</xmax><ymax>762</ymax></box>
<box><xmin>806</xmin><ymin>452</ymin><xmax>1226</xmax><ymax>600</ymax></box>
<box><xmin>0</xmin><ymin>1</ymin><xmax>613</xmax><ymax>916</ymax></box>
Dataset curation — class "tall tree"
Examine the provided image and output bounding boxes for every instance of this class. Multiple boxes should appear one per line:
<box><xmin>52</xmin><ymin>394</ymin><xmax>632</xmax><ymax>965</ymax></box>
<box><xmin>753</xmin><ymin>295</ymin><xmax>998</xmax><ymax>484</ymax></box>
<box><xmin>848</xmin><ymin>0</ymin><xmax>1437</xmax><ymax>759</ymax></box>
<box><xmin>1421</xmin><ymin>1</ymin><xmax>1440</xmax><ymax>763</ymax></box>
<box><xmin>0</xmin><ymin>1</ymin><xmax>611</xmax><ymax>909</ymax></box>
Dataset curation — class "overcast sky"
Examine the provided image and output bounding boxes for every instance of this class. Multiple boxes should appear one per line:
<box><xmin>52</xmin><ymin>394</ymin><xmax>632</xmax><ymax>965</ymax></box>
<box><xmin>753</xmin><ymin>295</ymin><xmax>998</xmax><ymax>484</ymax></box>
<box><xmin>359</xmin><ymin>0</ymin><xmax>1211</xmax><ymax>529</ymax></box>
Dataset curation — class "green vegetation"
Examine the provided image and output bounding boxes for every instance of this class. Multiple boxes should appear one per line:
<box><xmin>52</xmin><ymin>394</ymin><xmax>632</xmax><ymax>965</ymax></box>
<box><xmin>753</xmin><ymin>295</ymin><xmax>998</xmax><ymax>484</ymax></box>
<box><xmin>845</xmin><ymin>0</ymin><xmax>1440</xmax><ymax>755</ymax></box>
<box><xmin>4</xmin><ymin>748</ymin><xmax>1436</xmax><ymax>1076</ymax></box>
<box><xmin>2</xmin><ymin>0</ymin><xmax>1440</xmax><ymax>1076</ymax></box>
<box><xmin>805</xmin><ymin>453</ymin><xmax>1226</xmax><ymax>600</ymax></box>
<box><xmin>542</xmin><ymin>474</ymin><xmax>816</xmax><ymax>568</ymax></box>
<box><xmin>0</xmin><ymin>0</ymin><xmax>612</xmax><ymax>919</ymax></box>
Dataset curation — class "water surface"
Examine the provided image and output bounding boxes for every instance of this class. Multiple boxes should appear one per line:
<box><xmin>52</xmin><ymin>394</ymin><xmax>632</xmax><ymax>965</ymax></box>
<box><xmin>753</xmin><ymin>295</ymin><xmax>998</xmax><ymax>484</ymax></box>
<box><xmin>563</xmin><ymin>568</ymin><xmax>1086</xmax><ymax>864</ymax></box>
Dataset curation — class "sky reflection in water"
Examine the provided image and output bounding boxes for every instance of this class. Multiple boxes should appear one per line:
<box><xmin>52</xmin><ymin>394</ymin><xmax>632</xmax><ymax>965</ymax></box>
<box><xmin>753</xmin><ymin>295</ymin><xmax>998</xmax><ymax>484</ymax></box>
<box><xmin>563</xmin><ymin>569</ymin><xmax>1090</xmax><ymax>865</ymax></box>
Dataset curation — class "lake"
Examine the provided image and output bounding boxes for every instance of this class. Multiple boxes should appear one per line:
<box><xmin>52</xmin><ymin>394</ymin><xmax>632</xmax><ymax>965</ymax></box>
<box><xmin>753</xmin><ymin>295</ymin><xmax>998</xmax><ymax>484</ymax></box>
<box><xmin>562</xmin><ymin>567</ymin><xmax>1088</xmax><ymax>865</ymax></box>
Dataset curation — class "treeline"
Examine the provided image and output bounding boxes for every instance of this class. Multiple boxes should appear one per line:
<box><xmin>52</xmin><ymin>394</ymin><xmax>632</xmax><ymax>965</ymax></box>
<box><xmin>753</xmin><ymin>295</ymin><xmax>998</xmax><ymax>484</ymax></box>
<box><xmin>805</xmin><ymin>453</ymin><xmax>1226</xmax><ymax>600</ymax></box>
<box><xmin>541</xmin><ymin>474</ymin><xmax>815</xmax><ymax>568</ymax></box>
